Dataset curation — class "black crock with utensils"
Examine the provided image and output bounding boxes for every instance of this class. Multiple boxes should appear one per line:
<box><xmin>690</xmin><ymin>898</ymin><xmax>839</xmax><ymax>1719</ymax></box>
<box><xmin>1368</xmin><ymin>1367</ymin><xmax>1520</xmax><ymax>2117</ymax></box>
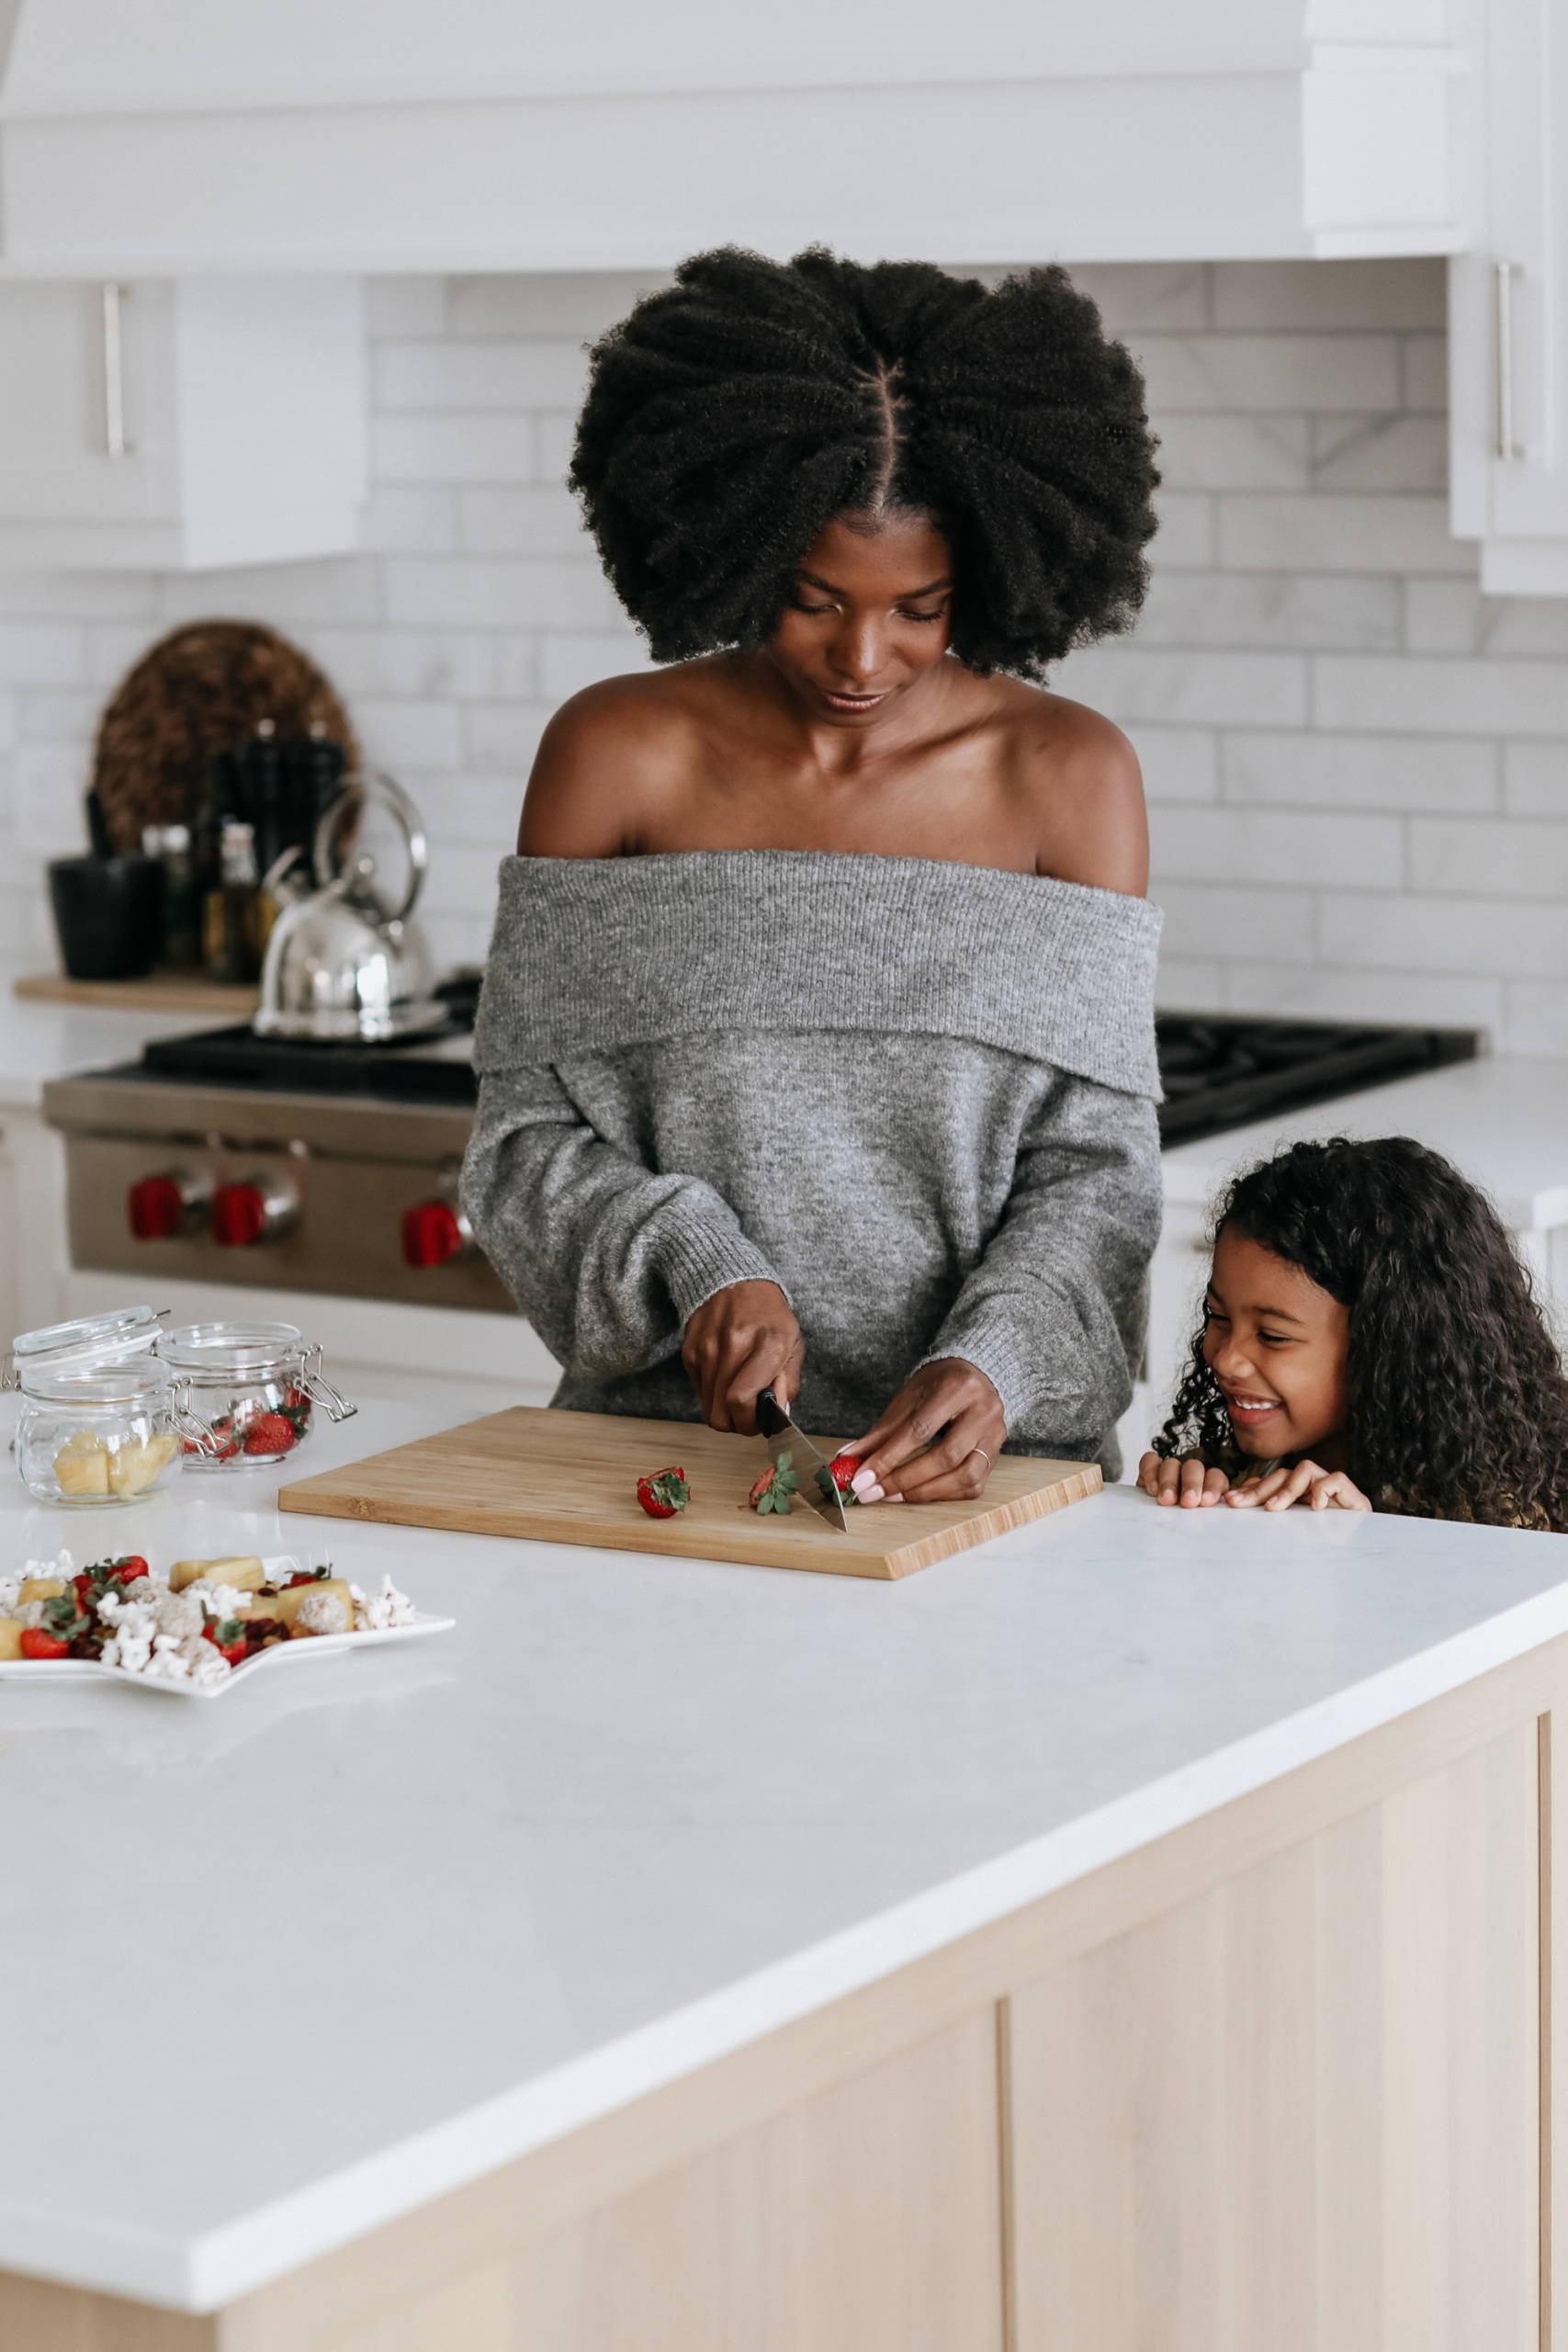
<box><xmin>48</xmin><ymin>789</ymin><xmax>164</xmax><ymax>980</ymax></box>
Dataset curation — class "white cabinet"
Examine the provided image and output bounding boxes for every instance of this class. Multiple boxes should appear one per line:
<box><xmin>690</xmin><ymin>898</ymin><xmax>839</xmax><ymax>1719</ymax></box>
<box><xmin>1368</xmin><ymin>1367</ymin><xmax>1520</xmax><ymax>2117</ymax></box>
<box><xmin>0</xmin><ymin>275</ymin><xmax>367</xmax><ymax>570</ymax></box>
<box><xmin>1449</xmin><ymin>0</ymin><xmax>1568</xmax><ymax>589</ymax></box>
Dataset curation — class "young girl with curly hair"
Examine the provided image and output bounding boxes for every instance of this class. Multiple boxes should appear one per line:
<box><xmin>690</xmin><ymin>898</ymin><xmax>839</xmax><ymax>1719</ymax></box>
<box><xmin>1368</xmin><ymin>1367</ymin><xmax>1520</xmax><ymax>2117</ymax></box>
<box><xmin>1138</xmin><ymin>1136</ymin><xmax>1568</xmax><ymax>1525</ymax></box>
<box><xmin>465</xmin><ymin>246</ymin><xmax>1168</xmax><ymax>1500</ymax></box>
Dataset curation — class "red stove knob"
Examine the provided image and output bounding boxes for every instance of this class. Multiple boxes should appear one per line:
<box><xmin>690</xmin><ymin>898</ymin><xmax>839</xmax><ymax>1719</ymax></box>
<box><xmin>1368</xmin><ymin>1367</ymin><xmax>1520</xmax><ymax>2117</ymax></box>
<box><xmin>129</xmin><ymin>1174</ymin><xmax>185</xmax><ymax>1240</ymax></box>
<box><xmin>401</xmin><ymin>1199</ymin><xmax>471</xmax><ymax>1268</ymax></box>
<box><xmin>128</xmin><ymin>1167</ymin><xmax>209</xmax><ymax>1240</ymax></box>
<box><xmin>211</xmin><ymin>1173</ymin><xmax>298</xmax><ymax>1248</ymax></box>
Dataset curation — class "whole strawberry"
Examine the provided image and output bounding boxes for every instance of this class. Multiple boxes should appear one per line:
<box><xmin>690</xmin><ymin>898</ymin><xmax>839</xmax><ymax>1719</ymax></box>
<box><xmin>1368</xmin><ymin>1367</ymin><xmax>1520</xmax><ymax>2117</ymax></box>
<box><xmin>637</xmin><ymin>1465</ymin><xmax>691</xmax><ymax>1519</ymax></box>
<box><xmin>749</xmin><ymin>1453</ymin><xmax>802</xmax><ymax>1515</ymax></box>
<box><xmin>242</xmin><ymin>1411</ymin><xmax>299</xmax><ymax>1457</ymax></box>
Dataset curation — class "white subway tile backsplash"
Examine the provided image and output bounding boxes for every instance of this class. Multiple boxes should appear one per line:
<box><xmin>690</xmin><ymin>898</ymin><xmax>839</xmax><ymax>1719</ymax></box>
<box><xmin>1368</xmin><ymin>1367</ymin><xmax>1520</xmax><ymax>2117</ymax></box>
<box><xmin>1221</xmin><ymin>960</ymin><xmax>1505</xmax><ymax>1034</ymax></box>
<box><xmin>457</xmin><ymin>484</ymin><xmax>590</xmax><ymax>556</ymax></box>
<box><xmin>1319</xmin><ymin>890</ymin><xmax>1568</xmax><ymax>977</ymax></box>
<box><xmin>446</xmin><ymin>272</ymin><xmax>669</xmax><ymax>340</ymax></box>
<box><xmin>365</xmin><ymin>277</ymin><xmax>447</xmax><ymax>338</ymax></box>
<box><xmin>538</xmin><ymin>630</ymin><xmax>653</xmax><ymax>702</ymax></box>
<box><xmin>1316</xmin><ymin>655</ymin><xmax>1568</xmax><ymax>737</ymax></box>
<box><xmin>465</xmin><ymin>702</ymin><xmax>552</xmax><ymax>774</ymax></box>
<box><xmin>376</xmin><ymin>339</ymin><xmax>590</xmax><ymax>413</ymax></box>
<box><xmin>1157</xmin><ymin>881</ymin><xmax>1316</xmax><ymax>959</ymax></box>
<box><xmin>1308</xmin><ymin>416</ymin><xmax>1447</xmax><ymax>494</ymax></box>
<box><xmin>1135</xmin><ymin>336</ymin><xmax>1399</xmax><ymax>414</ymax></box>
<box><xmin>1068</xmin><ymin>262</ymin><xmax>1211</xmax><ymax>334</ymax></box>
<box><xmin>1219</xmin><ymin>493</ymin><xmax>1472</xmax><ymax>574</ymax></box>
<box><xmin>1409</xmin><ymin>815</ymin><xmax>1568</xmax><ymax>899</ymax></box>
<box><xmin>351</xmin><ymin>696</ymin><xmax>466</xmax><ymax>770</ymax></box>
<box><xmin>1055</xmin><ymin>647</ymin><xmax>1308</xmax><ymax>728</ymax></box>
<box><xmin>383</xmin><ymin>558</ymin><xmax>620</xmax><ymax>630</ymax></box>
<box><xmin>0</xmin><ymin>624</ymin><xmax>84</xmax><ymax>686</ymax></box>
<box><xmin>1148</xmin><ymin>805</ymin><xmax>1404</xmax><ymax>888</ymax></box>
<box><xmin>1401</xmin><ymin>334</ymin><xmax>1447</xmax><ymax>413</ymax></box>
<box><xmin>372</xmin><ymin>413</ymin><xmax>536</xmax><ymax>485</ymax></box>
<box><xmin>1125</xmin><ymin>727</ymin><xmax>1218</xmax><ymax>804</ymax></box>
<box><xmin>1223</xmin><ymin>732</ymin><xmax>1497</xmax><ymax>814</ymax></box>
<box><xmin>1211</xmin><ymin>258</ymin><xmax>1444</xmax><ymax>334</ymax></box>
<box><xmin>1504</xmin><ymin>742</ymin><xmax>1568</xmax><ymax>818</ymax></box>
<box><xmin>1136</xmin><ymin>571</ymin><xmax>1399</xmax><ymax>651</ymax></box>
<box><xmin>1149</xmin><ymin>415</ymin><xmax>1309</xmax><ymax>492</ymax></box>
<box><xmin>0</xmin><ymin>257</ymin><xmax>1563</xmax><ymax>1041</ymax></box>
<box><xmin>1146</xmin><ymin>493</ymin><xmax>1213</xmax><ymax>570</ymax></box>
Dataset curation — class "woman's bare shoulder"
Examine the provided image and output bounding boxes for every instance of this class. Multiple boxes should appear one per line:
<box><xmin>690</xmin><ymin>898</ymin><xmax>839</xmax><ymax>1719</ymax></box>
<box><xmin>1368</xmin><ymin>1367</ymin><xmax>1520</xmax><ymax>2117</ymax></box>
<box><xmin>517</xmin><ymin>663</ymin><xmax>719</xmax><ymax>857</ymax></box>
<box><xmin>994</xmin><ymin>682</ymin><xmax>1148</xmax><ymax>896</ymax></box>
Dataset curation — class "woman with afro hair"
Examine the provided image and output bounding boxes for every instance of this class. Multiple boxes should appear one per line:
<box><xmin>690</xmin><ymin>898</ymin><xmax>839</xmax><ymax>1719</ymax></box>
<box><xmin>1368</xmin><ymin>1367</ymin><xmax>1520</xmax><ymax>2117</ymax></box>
<box><xmin>464</xmin><ymin>246</ymin><xmax>1166</xmax><ymax>1496</ymax></box>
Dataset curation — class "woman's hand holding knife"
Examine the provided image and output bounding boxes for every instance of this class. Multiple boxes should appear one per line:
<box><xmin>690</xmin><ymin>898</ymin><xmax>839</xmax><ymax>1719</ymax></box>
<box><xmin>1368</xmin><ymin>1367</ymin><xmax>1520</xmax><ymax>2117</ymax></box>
<box><xmin>682</xmin><ymin>1281</ymin><xmax>803</xmax><ymax>1435</ymax></box>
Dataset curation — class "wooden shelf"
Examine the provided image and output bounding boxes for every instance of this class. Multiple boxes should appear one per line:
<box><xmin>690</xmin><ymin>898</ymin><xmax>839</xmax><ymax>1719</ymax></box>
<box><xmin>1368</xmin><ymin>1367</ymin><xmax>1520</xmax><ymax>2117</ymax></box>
<box><xmin>13</xmin><ymin>968</ymin><xmax>259</xmax><ymax>1015</ymax></box>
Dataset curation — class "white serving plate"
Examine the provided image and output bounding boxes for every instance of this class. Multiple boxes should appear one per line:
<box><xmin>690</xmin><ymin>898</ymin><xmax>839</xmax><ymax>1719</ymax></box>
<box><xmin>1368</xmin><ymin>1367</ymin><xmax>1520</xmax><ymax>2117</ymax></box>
<box><xmin>0</xmin><ymin>1555</ymin><xmax>455</xmax><ymax>1702</ymax></box>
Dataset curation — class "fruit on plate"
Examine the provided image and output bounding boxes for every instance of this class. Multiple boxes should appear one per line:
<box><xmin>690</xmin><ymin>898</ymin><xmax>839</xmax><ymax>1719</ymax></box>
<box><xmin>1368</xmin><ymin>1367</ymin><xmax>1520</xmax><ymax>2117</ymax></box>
<box><xmin>0</xmin><ymin>1621</ymin><xmax>21</xmax><ymax>1660</ymax></box>
<box><xmin>816</xmin><ymin>1454</ymin><xmax>863</xmax><ymax>1506</ymax></box>
<box><xmin>749</xmin><ymin>1453</ymin><xmax>802</xmax><ymax>1515</ymax></box>
<box><xmin>637</xmin><ymin>1466</ymin><xmax>691</xmax><ymax>1518</ymax></box>
<box><xmin>19</xmin><ymin>1627</ymin><xmax>70</xmax><ymax>1659</ymax></box>
<box><xmin>107</xmin><ymin>1433</ymin><xmax>177</xmax><ymax>1497</ymax></box>
<box><xmin>170</xmin><ymin>1555</ymin><xmax>266</xmax><ymax>1592</ymax></box>
<box><xmin>18</xmin><ymin>1577</ymin><xmax>67</xmax><ymax>1603</ymax></box>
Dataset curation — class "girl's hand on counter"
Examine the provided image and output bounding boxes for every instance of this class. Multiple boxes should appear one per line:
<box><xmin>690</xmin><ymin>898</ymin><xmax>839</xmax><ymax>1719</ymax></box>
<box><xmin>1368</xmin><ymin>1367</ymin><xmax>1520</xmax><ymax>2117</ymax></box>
<box><xmin>1137</xmin><ymin>1453</ymin><xmax>1230</xmax><ymax>1507</ymax></box>
<box><xmin>847</xmin><ymin>1359</ymin><xmax>1006</xmax><ymax>1504</ymax></box>
<box><xmin>682</xmin><ymin>1282</ymin><xmax>803</xmax><ymax>1437</ymax></box>
<box><xmin>1224</xmin><ymin>1460</ymin><xmax>1371</xmax><ymax>1512</ymax></box>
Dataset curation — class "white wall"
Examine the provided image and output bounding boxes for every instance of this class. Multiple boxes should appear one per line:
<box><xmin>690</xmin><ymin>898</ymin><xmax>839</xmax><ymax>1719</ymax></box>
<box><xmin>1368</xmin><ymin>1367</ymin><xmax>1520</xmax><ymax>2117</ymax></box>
<box><xmin>2</xmin><ymin>255</ymin><xmax>1566</xmax><ymax>1054</ymax></box>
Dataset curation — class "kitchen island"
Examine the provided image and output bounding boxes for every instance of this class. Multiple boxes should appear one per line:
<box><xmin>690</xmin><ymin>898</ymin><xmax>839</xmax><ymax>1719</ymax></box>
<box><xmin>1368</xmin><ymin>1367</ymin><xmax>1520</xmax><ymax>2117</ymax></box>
<box><xmin>4</xmin><ymin>1397</ymin><xmax>1568</xmax><ymax>2351</ymax></box>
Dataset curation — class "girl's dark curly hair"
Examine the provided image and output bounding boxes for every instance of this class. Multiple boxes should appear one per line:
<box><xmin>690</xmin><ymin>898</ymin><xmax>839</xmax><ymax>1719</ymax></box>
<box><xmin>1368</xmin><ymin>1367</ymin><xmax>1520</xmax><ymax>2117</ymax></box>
<box><xmin>569</xmin><ymin>245</ymin><xmax>1160</xmax><ymax>675</ymax></box>
<box><xmin>1154</xmin><ymin>1136</ymin><xmax>1568</xmax><ymax>1530</ymax></box>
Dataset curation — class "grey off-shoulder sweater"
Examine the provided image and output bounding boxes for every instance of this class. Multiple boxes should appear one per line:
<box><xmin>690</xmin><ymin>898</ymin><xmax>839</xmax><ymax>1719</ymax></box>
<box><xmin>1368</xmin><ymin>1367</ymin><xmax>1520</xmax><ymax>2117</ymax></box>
<box><xmin>461</xmin><ymin>852</ymin><xmax>1163</xmax><ymax>1478</ymax></box>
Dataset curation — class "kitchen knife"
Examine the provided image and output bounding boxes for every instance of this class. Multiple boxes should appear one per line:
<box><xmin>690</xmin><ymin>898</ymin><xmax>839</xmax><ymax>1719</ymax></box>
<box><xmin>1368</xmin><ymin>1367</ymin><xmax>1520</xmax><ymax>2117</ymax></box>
<box><xmin>756</xmin><ymin>1387</ymin><xmax>849</xmax><ymax>1532</ymax></box>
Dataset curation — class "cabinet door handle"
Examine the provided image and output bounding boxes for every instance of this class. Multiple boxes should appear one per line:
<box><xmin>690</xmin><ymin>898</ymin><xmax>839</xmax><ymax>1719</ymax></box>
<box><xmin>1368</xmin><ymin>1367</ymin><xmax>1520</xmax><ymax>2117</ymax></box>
<box><xmin>1496</xmin><ymin>259</ymin><xmax>1524</xmax><ymax>461</ymax></box>
<box><xmin>101</xmin><ymin>282</ymin><xmax>132</xmax><ymax>459</ymax></box>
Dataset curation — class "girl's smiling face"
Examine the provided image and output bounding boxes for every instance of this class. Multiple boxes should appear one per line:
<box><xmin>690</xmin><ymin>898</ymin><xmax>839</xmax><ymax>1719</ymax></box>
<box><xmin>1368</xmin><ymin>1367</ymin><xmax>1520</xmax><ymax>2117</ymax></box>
<box><xmin>1203</xmin><ymin>1225</ymin><xmax>1351</xmax><ymax>1467</ymax></box>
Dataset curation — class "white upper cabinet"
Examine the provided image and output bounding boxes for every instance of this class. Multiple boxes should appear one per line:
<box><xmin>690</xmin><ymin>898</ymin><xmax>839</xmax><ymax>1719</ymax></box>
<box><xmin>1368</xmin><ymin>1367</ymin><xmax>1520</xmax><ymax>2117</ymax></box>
<box><xmin>0</xmin><ymin>276</ymin><xmax>367</xmax><ymax>570</ymax></box>
<box><xmin>1448</xmin><ymin>0</ymin><xmax>1568</xmax><ymax>590</ymax></box>
<box><xmin>0</xmin><ymin>1</ymin><xmax>1466</xmax><ymax>272</ymax></box>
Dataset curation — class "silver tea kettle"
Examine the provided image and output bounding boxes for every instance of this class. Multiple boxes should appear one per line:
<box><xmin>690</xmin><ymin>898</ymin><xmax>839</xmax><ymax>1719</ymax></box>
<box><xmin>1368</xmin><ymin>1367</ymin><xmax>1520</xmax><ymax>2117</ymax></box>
<box><xmin>254</xmin><ymin>773</ymin><xmax>447</xmax><ymax>1042</ymax></box>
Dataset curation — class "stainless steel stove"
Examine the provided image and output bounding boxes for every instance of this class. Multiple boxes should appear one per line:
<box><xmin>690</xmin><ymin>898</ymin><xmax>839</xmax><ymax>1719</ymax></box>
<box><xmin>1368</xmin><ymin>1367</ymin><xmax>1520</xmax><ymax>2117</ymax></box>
<box><xmin>42</xmin><ymin>1010</ymin><xmax>1483</xmax><ymax>1311</ymax></box>
<box><xmin>43</xmin><ymin>1021</ymin><xmax>513</xmax><ymax>1313</ymax></box>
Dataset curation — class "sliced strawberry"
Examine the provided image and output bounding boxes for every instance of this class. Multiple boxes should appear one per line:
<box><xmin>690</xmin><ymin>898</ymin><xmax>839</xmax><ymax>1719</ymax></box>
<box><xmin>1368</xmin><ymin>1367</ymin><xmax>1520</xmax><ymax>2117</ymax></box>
<box><xmin>20</xmin><ymin>1628</ymin><xmax>69</xmax><ymax>1659</ymax></box>
<box><xmin>110</xmin><ymin>1555</ymin><xmax>148</xmax><ymax>1581</ymax></box>
<box><xmin>203</xmin><ymin>1617</ymin><xmax>247</xmax><ymax>1668</ymax></box>
<box><xmin>242</xmin><ymin>1411</ymin><xmax>298</xmax><ymax>1456</ymax></box>
<box><xmin>816</xmin><ymin>1454</ymin><xmax>863</xmax><ymax>1507</ymax></box>
<box><xmin>749</xmin><ymin>1454</ymin><xmax>801</xmax><ymax>1515</ymax></box>
<box><xmin>637</xmin><ymin>1465</ymin><xmax>691</xmax><ymax>1518</ymax></box>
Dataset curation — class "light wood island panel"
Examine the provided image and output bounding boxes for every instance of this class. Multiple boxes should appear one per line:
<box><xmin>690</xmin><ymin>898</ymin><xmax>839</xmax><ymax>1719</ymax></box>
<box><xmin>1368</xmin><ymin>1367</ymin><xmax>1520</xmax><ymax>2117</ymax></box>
<box><xmin>8</xmin><ymin>1635</ymin><xmax>1563</xmax><ymax>2352</ymax></box>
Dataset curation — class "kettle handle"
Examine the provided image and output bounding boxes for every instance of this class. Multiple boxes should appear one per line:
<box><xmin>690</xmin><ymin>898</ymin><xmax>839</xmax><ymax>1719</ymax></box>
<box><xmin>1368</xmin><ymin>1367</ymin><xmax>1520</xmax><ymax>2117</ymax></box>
<box><xmin>312</xmin><ymin>772</ymin><xmax>428</xmax><ymax>922</ymax></box>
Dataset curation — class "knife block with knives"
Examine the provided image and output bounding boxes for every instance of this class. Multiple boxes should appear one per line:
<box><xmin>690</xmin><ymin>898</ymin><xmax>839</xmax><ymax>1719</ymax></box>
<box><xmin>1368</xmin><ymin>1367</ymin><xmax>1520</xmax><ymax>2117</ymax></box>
<box><xmin>278</xmin><ymin>1404</ymin><xmax>1102</xmax><ymax>1579</ymax></box>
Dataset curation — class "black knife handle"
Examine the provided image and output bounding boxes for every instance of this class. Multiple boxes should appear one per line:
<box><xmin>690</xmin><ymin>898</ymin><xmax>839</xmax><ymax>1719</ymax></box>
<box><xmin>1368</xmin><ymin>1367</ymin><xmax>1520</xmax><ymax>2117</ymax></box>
<box><xmin>756</xmin><ymin>1385</ymin><xmax>785</xmax><ymax>1438</ymax></box>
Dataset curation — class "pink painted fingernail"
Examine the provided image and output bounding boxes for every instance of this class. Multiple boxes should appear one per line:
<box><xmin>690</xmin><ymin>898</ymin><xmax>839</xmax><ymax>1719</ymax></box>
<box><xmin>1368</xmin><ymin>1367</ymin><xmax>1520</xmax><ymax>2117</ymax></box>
<box><xmin>860</xmin><ymin>1481</ymin><xmax>885</xmax><ymax>1502</ymax></box>
<box><xmin>850</xmin><ymin>1468</ymin><xmax>878</xmax><ymax>1496</ymax></box>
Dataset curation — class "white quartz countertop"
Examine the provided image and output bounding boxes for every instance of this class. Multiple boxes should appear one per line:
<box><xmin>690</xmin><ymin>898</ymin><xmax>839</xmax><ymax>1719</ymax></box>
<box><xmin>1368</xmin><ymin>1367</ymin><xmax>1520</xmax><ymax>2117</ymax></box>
<box><xmin>1163</xmin><ymin>1051</ymin><xmax>1568</xmax><ymax>1230</ymax></box>
<box><xmin>0</xmin><ymin>977</ymin><xmax>204</xmax><ymax>1110</ymax></box>
<box><xmin>4</xmin><ymin>1399</ymin><xmax>1568</xmax><ymax>2312</ymax></box>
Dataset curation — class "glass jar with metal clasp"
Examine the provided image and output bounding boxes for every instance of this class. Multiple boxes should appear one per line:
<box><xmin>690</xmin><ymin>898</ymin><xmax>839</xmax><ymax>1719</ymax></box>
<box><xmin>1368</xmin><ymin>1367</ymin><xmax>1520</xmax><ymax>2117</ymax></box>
<box><xmin>5</xmin><ymin>1305</ymin><xmax>183</xmax><ymax>1506</ymax></box>
<box><xmin>157</xmin><ymin>1321</ymin><xmax>355</xmax><ymax>1470</ymax></box>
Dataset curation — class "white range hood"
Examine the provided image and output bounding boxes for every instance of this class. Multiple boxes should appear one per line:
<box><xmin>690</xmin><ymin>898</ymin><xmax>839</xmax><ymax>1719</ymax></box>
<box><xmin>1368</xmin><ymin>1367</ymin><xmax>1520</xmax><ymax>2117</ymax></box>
<box><xmin>0</xmin><ymin>0</ymin><xmax>1467</xmax><ymax>275</ymax></box>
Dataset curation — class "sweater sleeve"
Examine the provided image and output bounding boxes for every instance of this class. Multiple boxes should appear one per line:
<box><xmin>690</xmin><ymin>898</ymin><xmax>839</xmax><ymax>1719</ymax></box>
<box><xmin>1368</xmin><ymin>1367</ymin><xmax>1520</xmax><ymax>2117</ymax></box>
<box><xmin>460</xmin><ymin>1064</ymin><xmax>785</xmax><ymax>1382</ymax></box>
<box><xmin>914</xmin><ymin>1071</ymin><xmax>1162</xmax><ymax>1451</ymax></box>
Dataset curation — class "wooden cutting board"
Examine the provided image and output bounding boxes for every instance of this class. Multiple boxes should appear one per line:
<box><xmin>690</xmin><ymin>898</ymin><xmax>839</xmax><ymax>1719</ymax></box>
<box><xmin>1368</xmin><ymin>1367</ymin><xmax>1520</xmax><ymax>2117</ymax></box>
<box><xmin>277</xmin><ymin>1406</ymin><xmax>1102</xmax><ymax>1580</ymax></box>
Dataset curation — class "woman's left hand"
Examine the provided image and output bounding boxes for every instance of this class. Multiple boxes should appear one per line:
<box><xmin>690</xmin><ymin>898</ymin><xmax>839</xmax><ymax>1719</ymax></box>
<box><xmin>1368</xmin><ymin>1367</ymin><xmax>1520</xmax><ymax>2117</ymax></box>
<box><xmin>845</xmin><ymin>1358</ymin><xmax>1006</xmax><ymax>1504</ymax></box>
<box><xmin>1224</xmin><ymin>1460</ymin><xmax>1371</xmax><ymax>1512</ymax></box>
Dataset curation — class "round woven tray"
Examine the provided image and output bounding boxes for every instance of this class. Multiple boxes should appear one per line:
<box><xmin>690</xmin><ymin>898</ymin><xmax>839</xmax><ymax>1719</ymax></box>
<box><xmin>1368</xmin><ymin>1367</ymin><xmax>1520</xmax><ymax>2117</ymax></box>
<box><xmin>91</xmin><ymin>620</ymin><xmax>361</xmax><ymax>853</ymax></box>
